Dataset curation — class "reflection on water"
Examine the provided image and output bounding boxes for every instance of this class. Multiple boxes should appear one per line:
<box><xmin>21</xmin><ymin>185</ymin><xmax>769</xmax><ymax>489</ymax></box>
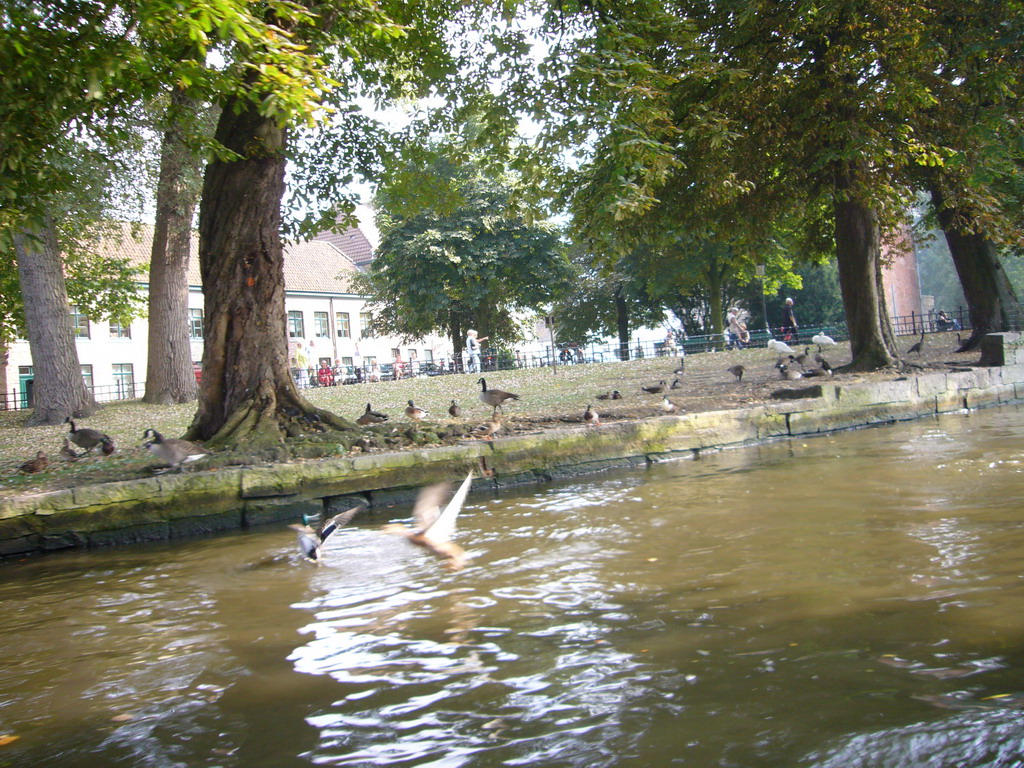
<box><xmin>1</xmin><ymin>405</ymin><xmax>1023</xmax><ymax>767</ymax></box>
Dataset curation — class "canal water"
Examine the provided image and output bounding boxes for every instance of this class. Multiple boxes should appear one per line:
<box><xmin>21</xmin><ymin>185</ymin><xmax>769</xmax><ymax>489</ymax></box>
<box><xmin>1</xmin><ymin>405</ymin><xmax>1023</xmax><ymax>767</ymax></box>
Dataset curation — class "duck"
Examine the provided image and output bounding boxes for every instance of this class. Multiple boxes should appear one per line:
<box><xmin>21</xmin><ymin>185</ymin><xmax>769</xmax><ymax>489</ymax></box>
<box><xmin>670</xmin><ymin>378</ymin><xmax>684</xmax><ymax>390</ymax></box>
<box><xmin>59</xmin><ymin>438</ymin><xmax>81</xmax><ymax>461</ymax></box>
<box><xmin>907</xmin><ymin>331</ymin><xmax>925</xmax><ymax>355</ymax></box>
<box><xmin>381</xmin><ymin>471</ymin><xmax>474</xmax><ymax>570</ymax></box>
<box><xmin>812</xmin><ymin>333</ymin><xmax>836</xmax><ymax>347</ymax></box>
<box><xmin>142</xmin><ymin>428</ymin><xmax>211</xmax><ymax>472</ymax></box>
<box><xmin>473</xmin><ymin>410</ymin><xmax>502</xmax><ymax>440</ymax></box>
<box><xmin>596</xmin><ymin>390</ymin><xmax>622</xmax><ymax>401</ymax></box>
<box><xmin>641</xmin><ymin>380</ymin><xmax>667</xmax><ymax>394</ymax></box>
<box><xmin>767</xmin><ymin>338</ymin><xmax>796</xmax><ymax>356</ymax></box>
<box><xmin>405</xmin><ymin>400</ymin><xmax>428</xmax><ymax>421</ymax></box>
<box><xmin>356</xmin><ymin>403</ymin><xmax>388</xmax><ymax>425</ymax></box>
<box><xmin>478</xmin><ymin>378</ymin><xmax>519</xmax><ymax>409</ymax></box>
<box><xmin>100</xmin><ymin>436</ymin><xmax>116</xmax><ymax>455</ymax></box>
<box><xmin>65</xmin><ymin>418</ymin><xmax>110</xmax><ymax>453</ymax></box>
<box><xmin>288</xmin><ymin>504</ymin><xmax>365</xmax><ymax>563</ymax></box>
<box><xmin>660</xmin><ymin>396</ymin><xmax>679</xmax><ymax>414</ymax></box>
<box><xmin>584</xmin><ymin>404</ymin><xmax>600</xmax><ymax>427</ymax></box>
<box><xmin>448</xmin><ymin>400</ymin><xmax>463</xmax><ymax>418</ymax></box>
<box><xmin>728</xmin><ymin>364</ymin><xmax>745</xmax><ymax>382</ymax></box>
<box><xmin>17</xmin><ymin>451</ymin><xmax>48</xmax><ymax>474</ymax></box>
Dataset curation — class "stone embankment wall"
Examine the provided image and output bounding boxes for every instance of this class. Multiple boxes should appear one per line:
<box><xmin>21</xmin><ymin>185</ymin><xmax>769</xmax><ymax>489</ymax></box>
<box><xmin>2</xmin><ymin>359</ymin><xmax>1023</xmax><ymax>557</ymax></box>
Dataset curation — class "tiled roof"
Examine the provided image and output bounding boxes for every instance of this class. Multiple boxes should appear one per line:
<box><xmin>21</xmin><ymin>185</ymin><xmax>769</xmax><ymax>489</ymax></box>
<box><xmin>101</xmin><ymin>223</ymin><xmax>363</xmax><ymax>294</ymax></box>
<box><xmin>312</xmin><ymin>225</ymin><xmax>374</xmax><ymax>269</ymax></box>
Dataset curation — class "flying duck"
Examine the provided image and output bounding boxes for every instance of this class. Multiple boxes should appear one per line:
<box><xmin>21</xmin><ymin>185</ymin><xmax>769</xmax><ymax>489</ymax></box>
<box><xmin>142</xmin><ymin>428</ymin><xmax>211</xmax><ymax>472</ymax></box>
<box><xmin>478</xmin><ymin>378</ymin><xmax>519</xmax><ymax>409</ymax></box>
<box><xmin>356</xmin><ymin>403</ymin><xmax>388</xmax><ymax>425</ymax></box>
<box><xmin>288</xmin><ymin>504</ymin><xmax>365</xmax><ymax>563</ymax></box>
<box><xmin>65</xmin><ymin>418</ymin><xmax>110</xmax><ymax>453</ymax></box>
<box><xmin>381</xmin><ymin>472</ymin><xmax>474</xmax><ymax>570</ymax></box>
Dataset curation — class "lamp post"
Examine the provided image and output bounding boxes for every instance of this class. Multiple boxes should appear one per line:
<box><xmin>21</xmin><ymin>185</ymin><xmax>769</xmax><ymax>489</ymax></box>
<box><xmin>756</xmin><ymin>264</ymin><xmax>769</xmax><ymax>340</ymax></box>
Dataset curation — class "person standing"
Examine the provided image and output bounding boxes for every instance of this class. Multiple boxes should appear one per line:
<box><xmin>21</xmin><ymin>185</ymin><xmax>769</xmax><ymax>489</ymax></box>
<box><xmin>466</xmin><ymin>329</ymin><xmax>487</xmax><ymax>373</ymax></box>
<box><xmin>781</xmin><ymin>297</ymin><xmax>798</xmax><ymax>341</ymax></box>
<box><xmin>726</xmin><ymin>308</ymin><xmax>744</xmax><ymax>350</ymax></box>
<box><xmin>294</xmin><ymin>341</ymin><xmax>309</xmax><ymax>389</ymax></box>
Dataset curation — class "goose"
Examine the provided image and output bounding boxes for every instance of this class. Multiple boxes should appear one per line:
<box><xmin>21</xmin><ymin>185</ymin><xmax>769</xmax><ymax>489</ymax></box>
<box><xmin>641</xmin><ymin>380</ymin><xmax>667</xmax><ymax>394</ymax></box>
<box><xmin>17</xmin><ymin>451</ymin><xmax>48</xmax><ymax>474</ymax></box>
<box><xmin>779</xmin><ymin>364</ymin><xmax>803</xmax><ymax>381</ymax></box>
<box><xmin>907</xmin><ymin>331</ymin><xmax>925</xmax><ymax>355</ymax></box>
<box><xmin>381</xmin><ymin>472</ymin><xmax>474</xmax><ymax>570</ymax></box>
<box><xmin>59</xmin><ymin>438</ymin><xmax>81</xmax><ymax>461</ymax></box>
<box><xmin>660</xmin><ymin>396</ymin><xmax>679</xmax><ymax>414</ymax></box>
<box><xmin>142</xmin><ymin>428</ymin><xmax>211</xmax><ymax>472</ymax></box>
<box><xmin>767</xmin><ymin>338</ymin><xmax>796</xmax><ymax>356</ymax></box>
<box><xmin>65</xmin><ymin>418</ymin><xmax>110</xmax><ymax>453</ymax></box>
<box><xmin>670</xmin><ymin>378</ymin><xmax>683</xmax><ymax>390</ymax></box>
<box><xmin>812</xmin><ymin>333</ymin><xmax>836</xmax><ymax>347</ymax></box>
<box><xmin>673</xmin><ymin>358</ymin><xmax>685</xmax><ymax>375</ymax></box>
<box><xmin>584</xmin><ymin>404</ymin><xmax>600</xmax><ymax>427</ymax></box>
<box><xmin>356</xmin><ymin>403</ymin><xmax>388</xmax><ymax>425</ymax></box>
<box><xmin>790</xmin><ymin>347</ymin><xmax>812</xmax><ymax>369</ymax></box>
<box><xmin>288</xmin><ymin>504</ymin><xmax>365</xmax><ymax>563</ymax></box>
<box><xmin>728</xmin><ymin>364</ymin><xmax>745</xmax><ymax>382</ymax></box>
<box><xmin>405</xmin><ymin>400</ymin><xmax>428</xmax><ymax>421</ymax></box>
<box><xmin>448</xmin><ymin>400</ymin><xmax>462</xmax><ymax>418</ymax></box>
<box><xmin>478</xmin><ymin>378</ymin><xmax>519</xmax><ymax>409</ymax></box>
<box><xmin>814</xmin><ymin>352</ymin><xmax>832</xmax><ymax>373</ymax></box>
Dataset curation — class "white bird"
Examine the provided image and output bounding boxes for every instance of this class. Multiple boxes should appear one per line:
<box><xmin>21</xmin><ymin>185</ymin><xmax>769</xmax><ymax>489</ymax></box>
<box><xmin>812</xmin><ymin>333</ymin><xmax>836</xmax><ymax>347</ymax></box>
<box><xmin>382</xmin><ymin>472</ymin><xmax>474</xmax><ymax>570</ymax></box>
<box><xmin>767</xmin><ymin>338</ymin><xmax>796</xmax><ymax>356</ymax></box>
<box><xmin>288</xmin><ymin>505</ymin><xmax>365</xmax><ymax>563</ymax></box>
<box><xmin>660</xmin><ymin>396</ymin><xmax>680</xmax><ymax>414</ymax></box>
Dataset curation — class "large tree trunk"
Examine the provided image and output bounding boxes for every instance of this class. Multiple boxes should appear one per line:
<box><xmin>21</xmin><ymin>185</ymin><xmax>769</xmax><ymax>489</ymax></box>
<box><xmin>833</xmin><ymin>189</ymin><xmax>897</xmax><ymax>371</ymax></box>
<box><xmin>706</xmin><ymin>263</ymin><xmax>725</xmax><ymax>349</ymax></box>
<box><xmin>185</xmin><ymin>95</ymin><xmax>354</xmax><ymax>448</ymax></box>
<box><xmin>614</xmin><ymin>286</ymin><xmax>630</xmax><ymax>360</ymax></box>
<box><xmin>13</xmin><ymin>217</ymin><xmax>94</xmax><ymax>424</ymax></box>
<box><xmin>930</xmin><ymin>187</ymin><xmax>1024</xmax><ymax>352</ymax></box>
<box><xmin>144</xmin><ymin>90</ymin><xmax>202</xmax><ymax>405</ymax></box>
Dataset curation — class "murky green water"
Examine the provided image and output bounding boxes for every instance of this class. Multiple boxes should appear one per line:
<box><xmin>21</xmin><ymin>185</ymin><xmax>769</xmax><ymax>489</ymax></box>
<box><xmin>2</xmin><ymin>406</ymin><xmax>1024</xmax><ymax>767</ymax></box>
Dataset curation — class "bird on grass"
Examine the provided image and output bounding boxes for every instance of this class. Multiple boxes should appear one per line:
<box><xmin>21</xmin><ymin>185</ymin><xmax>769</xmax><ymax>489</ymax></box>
<box><xmin>790</xmin><ymin>347</ymin><xmax>812</xmax><ymax>369</ymax></box>
<box><xmin>673</xmin><ymin>359</ymin><xmax>685</xmax><ymax>375</ymax></box>
<box><xmin>814</xmin><ymin>352</ymin><xmax>832</xmax><ymax>373</ymax></box>
<box><xmin>812</xmin><ymin>333</ymin><xmax>836</xmax><ymax>347</ymax></box>
<box><xmin>356</xmin><ymin>403</ymin><xmax>388</xmax><ymax>425</ymax></box>
<box><xmin>448</xmin><ymin>400</ymin><xmax>463</xmax><ymax>418</ymax></box>
<box><xmin>17</xmin><ymin>451</ymin><xmax>48</xmax><ymax>474</ymax></box>
<box><xmin>142</xmin><ymin>428</ymin><xmax>211</xmax><ymax>472</ymax></box>
<box><xmin>728</xmin><ymin>364</ymin><xmax>745</xmax><ymax>382</ymax></box>
<box><xmin>670</xmin><ymin>378</ymin><xmax>684</xmax><ymax>390</ymax></box>
<box><xmin>641</xmin><ymin>380</ymin><xmax>668</xmax><ymax>394</ymax></box>
<box><xmin>584</xmin><ymin>404</ymin><xmax>600</xmax><ymax>427</ymax></box>
<box><xmin>65</xmin><ymin>418</ymin><xmax>110</xmax><ymax>454</ymax></box>
<box><xmin>59</xmin><ymin>438</ymin><xmax>81</xmax><ymax>462</ymax></box>
<box><xmin>596</xmin><ymin>391</ymin><xmax>622</xmax><ymax>401</ymax></box>
<box><xmin>473</xmin><ymin>410</ymin><xmax>502</xmax><ymax>440</ymax></box>
<box><xmin>382</xmin><ymin>472</ymin><xmax>474</xmax><ymax>570</ymax></box>
<box><xmin>478</xmin><ymin>378</ymin><xmax>519</xmax><ymax>410</ymax></box>
<box><xmin>767</xmin><ymin>338</ymin><xmax>796</xmax><ymax>356</ymax></box>
<box><xmin>100</xmin><ymin>436</ymin><xmax>116</xmax><ymax>455</ymax></box>
<box><xmin>660</xmin><ymin>396</ymin><xmax>679</xmax><ymax>415</ymax></box>
<box><xmin>288</xmin><ymin>504</ymin><xmax>365</xmax><ymax>563</ymax></box>
<box><xmin>779</xmin><ymin>364</ymin><xmax>803</xmax><ymax>381</ymax></box>
<box><xmin>405</xmin><ymin>400</ymin><xmax>428</xmax><ymax>421</ymax></box>
<box><xmin>907</xmin><ymin>331</ymin><xmax>925</xmax><ymax>355</ymax></box>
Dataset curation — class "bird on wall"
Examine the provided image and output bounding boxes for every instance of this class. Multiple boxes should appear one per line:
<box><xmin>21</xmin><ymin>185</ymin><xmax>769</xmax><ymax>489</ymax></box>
<box><xmin>448</xmin><ymin>400</ymin><xmax>462</xmax><ymax>418</ymax></box>
<box><xmin>478</xmin><ymin>378</ymin><xmax>519</xmax><ymax>410</ymax></box>
<box><xmin>728</xmin><ymin>364</ymin><xmax>745</xmax><ymax>382</ymax></box>
<box><xmin>142</xmin><ymin>428</ymin><xmax>211</xmax><ymax>472</ymax></box>
<box><xmin>356</xmin><ymin>403</ymin><xmax>388</xmax><ymax>425</ymax></box>
<box><xmin>584</xmin><ymin>404</ymin><xmax>600</xmax><ymax>427</ymax></box>
<box><xmin>381</xmin><ymin>472</ymin><xmax>474</xmax><ymax>570</ymax></box>
<box><xmin>17</xmin><ymin>451</ymin><xmax>48</xmax><ymax>474</ymax></box>
<box><xmin>405</xmin><ymin>400</ymin><xmax>428</xmax><ymax>421</ymax></box>
<box><xmin>289</xmin><ymin>504</ymin><xmax>365</xmax><ymax>563</ymax></box>
<box><xmin>65</xmin><ymin>418</ymin><xmax>110</xmax><ymax>454</ymax></box>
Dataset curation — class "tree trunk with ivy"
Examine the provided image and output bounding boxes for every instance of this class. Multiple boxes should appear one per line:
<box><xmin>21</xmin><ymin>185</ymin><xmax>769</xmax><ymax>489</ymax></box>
<box><xmin>144</xmin><ymin>89</ymin><xmax>201</xmax><ymax>405</ymax></box>
<box><xmin>930</xmin><ymin>187</ymin><xmax>1024</xmax><ymax>352</ymax></box>
<box><xmin>833</xmin><ymin>178</ymin><xmax>897</xmax><ymax>371</ymax></box>
<box><xmin>185</xmin><ymin>95</ymin><xmax>355</xmax><ymax>448</ymax></box>
<box><xmin>13</xmin><ymin>216</ymin><xmax>95</xmax><ymax>424</ymax></box>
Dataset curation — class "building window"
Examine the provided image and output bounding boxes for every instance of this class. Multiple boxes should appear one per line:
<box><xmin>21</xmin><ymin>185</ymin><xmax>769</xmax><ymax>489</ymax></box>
<box><xmin>288</xmin><ymin>311</ymin><xmax>305</xmax><ymax>339</ymax></box>
<box><xmin>81</xmin><ymin>364</ymin><xmax>93</xmax><ymax>392</ymax></box>
<box><xmin>342</xmin><ymin>356</ymin><xmax>353</xmax><ymax>367</ymax></box>
<box><xmin>113</xmin><ymin>363</ymin><xmax>135</xmax><ymax>400</ymax></box>
<box><xmin>391</xmin><ymin>348</ymin><xmax>401</xmax><ymax>361</ymax></box>
<box><xmin>189</xmin><ymin>308</ymin><xmax>204</xmax><ymax>339</ymax></box>
<box><xmin>314</xmin><ymin>311</ymin><xmax>330</xmax><ymax>339</ymax></box>
<box><xmin>359</xmin><ymin>312</ymin><xmax>373</xmax><ymax>339</ymax></box>
<box><xmin>70</xmin><ymin>306</ymin><xmax>90</xmax><ymax>339</ymax></box>
<box><xmin>424</xmin><ymin>349</ymin><xmax>434</xmax><ymax>363</ymax></box>
<box><xmin>109</xmin><ymin>320</ymin><xmax>131</xmax><ymax>339</ymax></box>
<box><xmin>336</xmin><ymin>312</ymin><xmax>351</xmax><ymax>338</ymax></box>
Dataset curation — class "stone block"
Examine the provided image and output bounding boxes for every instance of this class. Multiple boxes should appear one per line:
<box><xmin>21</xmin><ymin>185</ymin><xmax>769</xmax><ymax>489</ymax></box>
<box><xmin>244</xmin><ymin>497</ymin><xmax>324</xmax><ymax>528</ymax></box>
<box><xmin>980</xmin><ymin>332</ymin><xmax>1023</xmax><ymax>366</ymax></box>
